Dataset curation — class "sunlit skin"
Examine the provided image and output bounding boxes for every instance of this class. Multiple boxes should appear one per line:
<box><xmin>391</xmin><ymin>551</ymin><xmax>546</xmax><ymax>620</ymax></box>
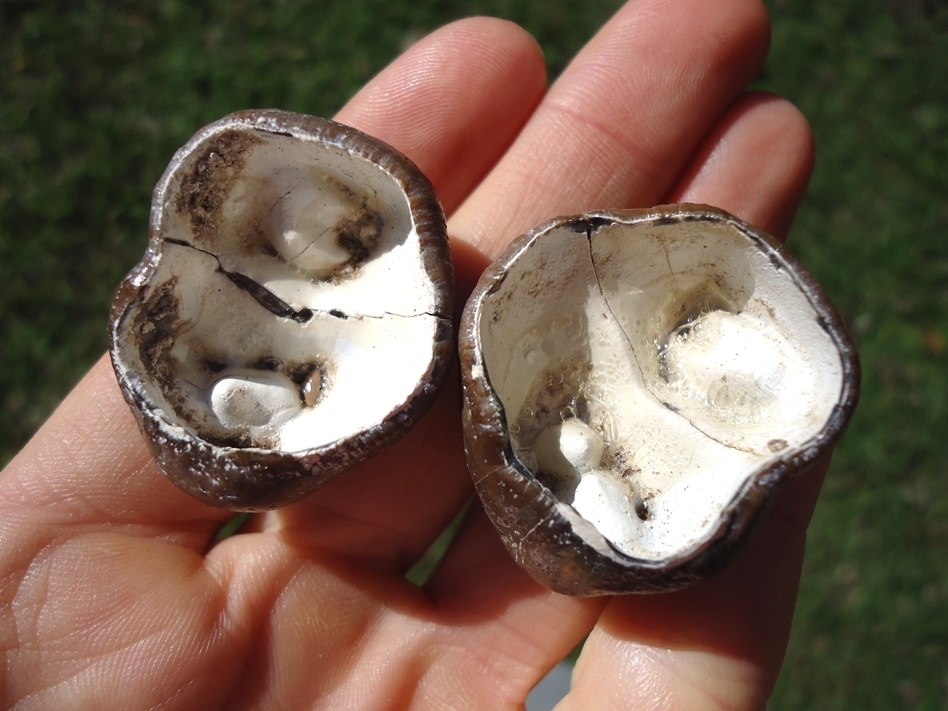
<box><xmin>1</xmin><ymin>1</ymin><xmax>821</xmax><ymax>708</ymax></box>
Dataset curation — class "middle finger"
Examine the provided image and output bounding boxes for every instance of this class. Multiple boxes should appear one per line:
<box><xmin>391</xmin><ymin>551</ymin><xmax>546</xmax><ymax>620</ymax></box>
<box><xmin>450</xmin><ymin>0</ymin><xmax>771</xmax><ymax>260</ymax></box>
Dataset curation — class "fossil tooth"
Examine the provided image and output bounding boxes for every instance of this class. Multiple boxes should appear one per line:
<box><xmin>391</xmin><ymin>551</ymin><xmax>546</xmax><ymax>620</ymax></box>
<box><xmin>109</xmin><ymin>110</ymin><xmax>454</xmax><ymax>511</ymax></box>
<box><xmin>459</xmin><ymin>204</ymin><xmax>859</xmax><ymax>595</ymax></box>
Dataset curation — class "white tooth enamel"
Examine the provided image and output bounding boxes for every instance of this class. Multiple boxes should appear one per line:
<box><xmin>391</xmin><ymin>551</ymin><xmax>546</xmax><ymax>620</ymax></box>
<box><xmin>534</xmin><ymin>419</ymin><xmax>603</xmax><ymax>477</ymax></box>
<box><xmin>272</xmin><ymin>198</ymin><xmax>352</xmax><ymax>275</ymax></box>
<box><xmin>535</xmin><ymin>420</ymin><xmax>644</xmax><ymax>548</ymax></box>
<box><xmin>210</xmin><ymin>370</ymin><xmax>301</xmax><ymax>435</ymax></box>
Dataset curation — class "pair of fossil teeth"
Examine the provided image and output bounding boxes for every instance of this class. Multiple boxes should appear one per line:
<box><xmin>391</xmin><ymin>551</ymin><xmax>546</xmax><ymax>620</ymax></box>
<box><xmin>109</xmin><ymin>110</ymin><xmax>859</xmax><ymax>595</ymax></box>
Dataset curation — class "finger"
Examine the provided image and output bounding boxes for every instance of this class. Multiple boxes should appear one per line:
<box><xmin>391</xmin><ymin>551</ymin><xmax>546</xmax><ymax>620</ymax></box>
<box><xmin>421</xmin><ymin>507</ymin><xmax>605</xmax><ymax>707</ymax></box>
<box><xmin>468</xmin><ymin>97</ymin><xmax>814</xmax><ymax>706</ymax></box>
<box><xmin>435</xmin><ymin>26</ymin><xmax>817</xmax><ymax>604</ymax></box>
<box><xmin>0</xmin><ymin>355</ymin><xmax>226</xmax><ymax>537</ymax></box>
<box><xmin>0</xmin><ymin>18</ymin><xmax>545</xmax><ymax>549</ymax></box>
<box><xmin>666</xmin><ymin>91</ymin><xmax>814</xmax><ymax>240</ymax></box>
<box><xmin>259</xmin><ymin>18</ymin><xmax>547</xmax><ymax>570</ymax></box>
<box><xmin>421</xmin><ymin>0</ymin><xmax>789</xmax><ymax>695</ymax></box>
<box><xmin>449</xmin><ymin>0</ymin><xmax>772</xmax><ymax>259</ymax></box>
<box><xmin>430</xmin><ymin>3</ymin><xmax>811</xmax><ymax>708</ymax></box>
<box><xmin>335</xmin><ymin>17</ymin><xmax>546</xmax><ymax>216</ymax></box>
<box><xmin>434</xmin><ymin>102</ymin><xmax>815</xmax><ymax>703</ymax></box>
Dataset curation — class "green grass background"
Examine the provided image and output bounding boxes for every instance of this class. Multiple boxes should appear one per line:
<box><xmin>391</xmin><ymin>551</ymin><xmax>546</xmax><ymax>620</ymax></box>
<box><xmin>1</xmin><ymin>0</ymin><xmax>945</xmax><ymax>707</ymax></box>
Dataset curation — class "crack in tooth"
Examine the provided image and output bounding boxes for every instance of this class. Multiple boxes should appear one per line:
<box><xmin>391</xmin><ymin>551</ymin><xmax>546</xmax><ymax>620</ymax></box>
<box><xmin>165</xmin><ymin>238</ymin><xmax>313</xmax><ymax>323</ymax></box>
<box><xmin>582</xmin><ymin>224</ymin><xmax>740</xmax><ymax>451</ymax></box>
<box><xmin>165</xmin><ymin>239</ymin><xmax>449</xmax><ymax>323</ymax></box>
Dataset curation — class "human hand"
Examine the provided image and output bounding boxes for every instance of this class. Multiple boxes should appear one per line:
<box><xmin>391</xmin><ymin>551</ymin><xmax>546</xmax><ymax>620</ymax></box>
<box><xmin>1</xmin><ymin>1</ymin><xmax>818</xmax><ymax>708</ymax></box>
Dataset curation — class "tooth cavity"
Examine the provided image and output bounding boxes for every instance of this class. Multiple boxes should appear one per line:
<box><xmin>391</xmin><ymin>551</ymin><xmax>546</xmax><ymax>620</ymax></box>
<box><xmin>271</xmin><ymin>193</ymin><xmax>353</xmax><ymax>276</ymax></box>
<box><xmin>535</xmin><ymin>419</ymin><xmax>644</xmax><ymax>549</ymax></box>
<box><xmin>209</xmin><ymin>370</ymin><xmax>302</xmax><ymax>441</ymax></box>
<box><xmin>535</xmin><ymin>419</ymin><xmax>603</xmax><ymax>478</ymax></box>
<box><xmin>659</xmin><ymin>310</ymin><xmax>785</xmax><ymax>425</ymax></box>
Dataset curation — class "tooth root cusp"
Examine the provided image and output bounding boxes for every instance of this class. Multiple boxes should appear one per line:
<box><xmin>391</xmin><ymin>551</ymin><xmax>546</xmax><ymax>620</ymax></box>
<box><xmin>534</xmin><ymin>419</ymin><xmax>603</xmax><ymax>478</ymax></box>
<box><xmin>210</xmin><ymin>370</ymin><xmax>302</xmax><ymax>435</ymax></box>
<box><xmin>534</xmin><ymin>419</ymin><xmax>644</xmax><ymax>549</ymax></box>
<box><xmin>658</xmin><ymin>310</ymin><xmax>785</xmax><ymax>424</ymax></box>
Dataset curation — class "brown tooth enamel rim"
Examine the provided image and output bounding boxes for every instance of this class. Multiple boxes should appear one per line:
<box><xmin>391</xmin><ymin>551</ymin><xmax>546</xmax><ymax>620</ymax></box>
<box><xmin>459</xmin><ymin>204</ymin><xmax>859</xmax><ymax>595</ymax></box>
<box><xmin>109</xmin><ymin>110</ymin><xmax>454</xmax><ymax>511</ymax></box>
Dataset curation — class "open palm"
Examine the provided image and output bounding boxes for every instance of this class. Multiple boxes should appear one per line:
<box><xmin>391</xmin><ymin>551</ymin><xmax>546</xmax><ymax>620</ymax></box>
<box><xmin>1</xmin><ymin>1</ymin><xmax>822</xmax><ymax>708</ymax></box>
